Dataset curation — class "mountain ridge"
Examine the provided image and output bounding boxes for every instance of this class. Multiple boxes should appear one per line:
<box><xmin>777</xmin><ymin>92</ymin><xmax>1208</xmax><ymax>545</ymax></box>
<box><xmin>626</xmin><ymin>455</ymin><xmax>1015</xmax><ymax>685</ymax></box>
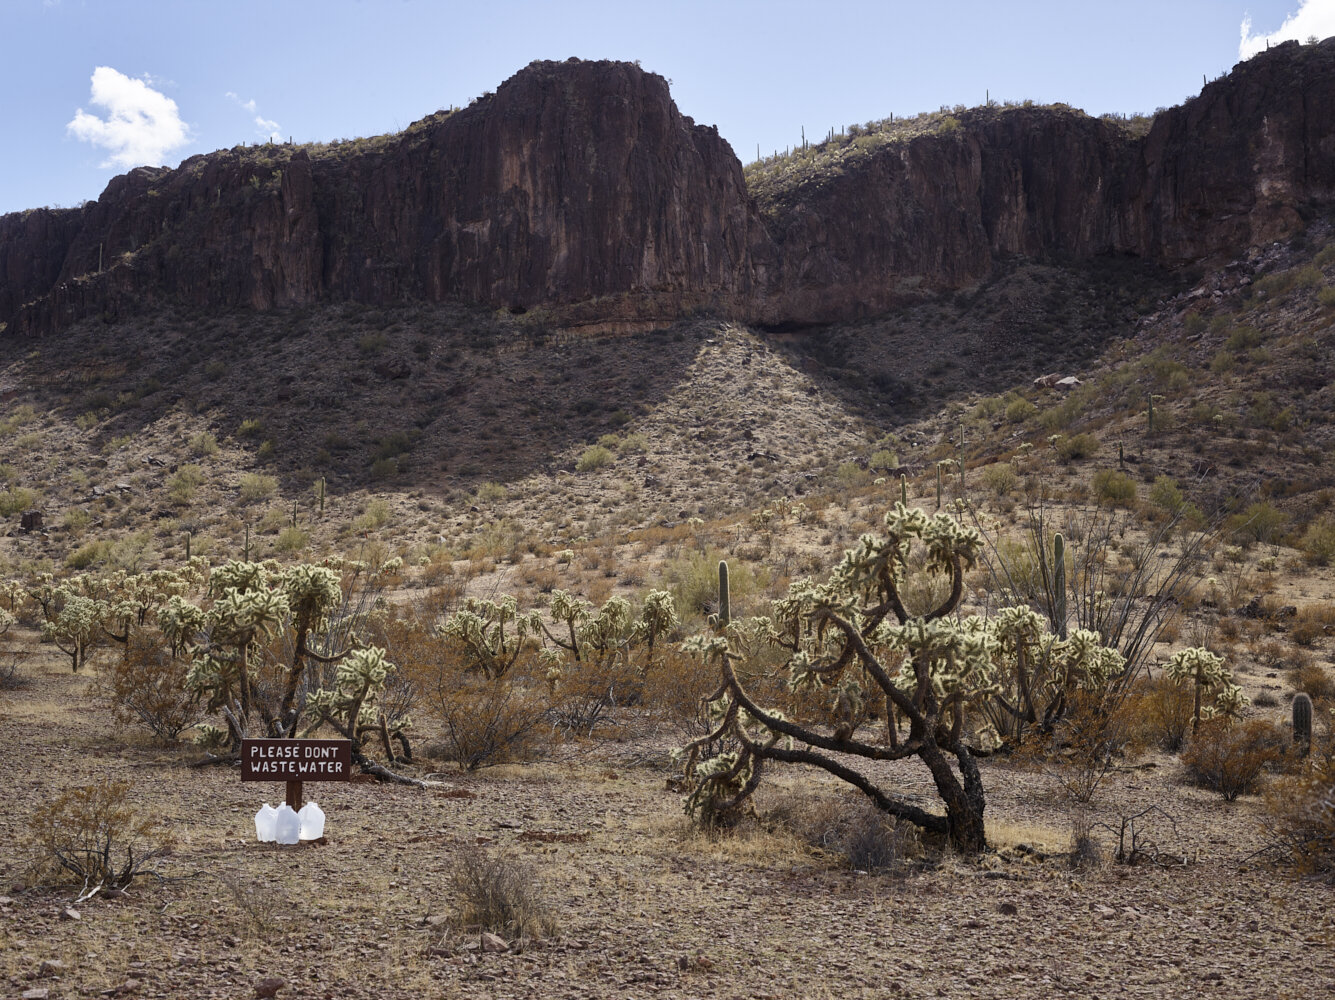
<box><xmin>3</xmin><ymin>41</ymin><xmax>1334</xmax><ymax>337</ymax></box>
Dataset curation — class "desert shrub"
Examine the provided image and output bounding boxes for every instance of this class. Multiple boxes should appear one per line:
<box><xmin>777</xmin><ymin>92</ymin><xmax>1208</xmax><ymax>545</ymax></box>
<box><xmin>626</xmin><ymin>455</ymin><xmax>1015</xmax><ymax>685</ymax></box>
<box><xmin>980</xmin><ymin>462</ymin><xmax>1018</xmax><ymax>497</ymax></box>
<box><xmin>169</xmin><ymin>464</ymin><xmax>205</xmax><ymax>505</ymax></box>
<box><xmin>66</xmin><ymin>539</ymin><xmax>113</xmax><ymax>569</ymax></box>
<box><xmin>476</xmin><ymin>481</ymin><xmax>507</xmax><ymax>502</ymax></box>
<box><xmin>1290</xmin><ymin>603</ymin><xmax>1335</xmax><ymax>647</ymax></box>
<box><xmin>1056</xmin><ymin>433</ymin><xmax>1100</xmax><ymax>462</ymax></box>
<box><xmin>575</xmin><ymin>445</ymin><xmax>614</xmax><ymax>472</ymax></box>
<box><xmin>106</xmin><ymin>626</ymin><xmax>203</xmax><ymax>742</ymax></box>
<box><xmin>1290</xmin><ymin>662</ymin><xmax>1335</xmax><ymax>702</ymax></box>
<box><xmin>445</xmin><ymin>846</ymin><xmax>558</xmax><ymax>938</ymax></box>
<box><xmin>0</xmin><ymin>647</ymin><xmax>27</xmax><ymax>688</ymax></box>
<box><xmin>353</xmin><ymin>498</ymin><xmax>392</xmax><ymax>533</ymax></box>
<box><xmin>238</xmin><ymin>472</ymin><xmax>277</xmax><ymax>502</ymax></box>
<box><xmin>1264</xmin><ymin>757</ymin><xmax>1335</xmax><ymax>880</ymax></box>
<box><xmin>1136</xmin><ymin>675</ymin><xmax>1196</xmax><ymax>752</ymax></box>
<box><xmin>1299</xmin><ymin>518</ymin><xmax>1335</xmax><ymax>566</ymax></box>
<box><xmin>274</xmin><ymin>526</ymin><xmax>308</xmax><ymax>553</ymax></box>
<box><xmin>237</xmin><ymin>417</ymin><xmax>264</xmax><ymax>438</ymax></box>
<box><xmin>868</xmin><ymin>449</ymin><xmax>898</xmax><ymax>472</ymax></box>
<box><xmin>189</xmin><ymin>431</ymin><xmax>220</xmax><ymax>457</ymax></box>
<box><xmin>658</xmin><ymin>549</ymin><xmax>761</xmax><ymax>621</ymax></box>
<box><xmin>428</xmin><ymin>655</ymin><xmax>547</xmax><ymax>769</ymax></box>
<box><xmin>28</xmin><ymin>779</ymin><xmax>174</xmax><ymax>901</ymax></box>
<box><xmin>1005</xmin><ymin>397</ymin><xmax>1037</xmax><ymax>423</ymax></box>
<box><xmin>618</xmin><ymin>432</ymin><xmax>649</xmax><ymax>453</ymax></box>
<box><xmin>835</xmin><ymin>461</ymin><xmax>870</xmax><ymax>487</ymax></box>
<box><xmin>1091</xmin><ymin>469</ymin><xmax>1136</xmax><ymax>507</ymax></box>
<box><xmin>1045</xmin><ymin>690</ymin><xmax>1143</xmax><ymax>804</ymax></box>
<box><xmin>1230</xmin><ymin>501</ymin><xmax>1287</xmax><ymax>547</ymax></box>
<box><xmin>0</xmin><ymin>487</ymin><xmax>39</xmax><ymax>517</ymax></box>
<box><xmin>357</xmin><ymin>331</ymin><xmax>388</xmax><ymax>356</ymax></box>
<box><xmin>1180</xmin><ymin>719</ymin><xmax>1284</xmax><ymax>801</ymax></box>
<box><xmin>1148</xmin><ymin>475</ymin><xmax>1185</xmax><ymax>514</ymax></box>
<box><xmin>640</xmin><ymin>646</ymin><xmax>724</xmax><ymax>736</ymax></box>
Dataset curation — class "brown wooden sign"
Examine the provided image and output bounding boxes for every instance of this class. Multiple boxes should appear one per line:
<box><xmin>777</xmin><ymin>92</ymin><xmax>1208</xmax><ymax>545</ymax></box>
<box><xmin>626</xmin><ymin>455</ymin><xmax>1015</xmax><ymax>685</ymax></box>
<box><xmin>240</xmin><ymin>739</ymin><xmax>353</xmax><ymax>782</ymax></box>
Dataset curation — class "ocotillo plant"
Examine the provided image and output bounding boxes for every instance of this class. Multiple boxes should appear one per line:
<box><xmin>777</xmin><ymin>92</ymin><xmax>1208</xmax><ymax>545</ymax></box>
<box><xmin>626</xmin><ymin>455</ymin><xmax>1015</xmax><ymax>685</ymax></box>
<box><xmin>1293</xmin><ymin>692</ymin><xmax>1313</xmax><ymax>757</ymax></box>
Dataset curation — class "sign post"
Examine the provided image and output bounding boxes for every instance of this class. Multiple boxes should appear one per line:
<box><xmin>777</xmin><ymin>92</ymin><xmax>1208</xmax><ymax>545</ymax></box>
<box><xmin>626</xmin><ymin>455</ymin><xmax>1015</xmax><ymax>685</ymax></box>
<box><xmin>240</xmin><ymin>738</ymin><xmax>353</xmax><ymax>814</ymax></box>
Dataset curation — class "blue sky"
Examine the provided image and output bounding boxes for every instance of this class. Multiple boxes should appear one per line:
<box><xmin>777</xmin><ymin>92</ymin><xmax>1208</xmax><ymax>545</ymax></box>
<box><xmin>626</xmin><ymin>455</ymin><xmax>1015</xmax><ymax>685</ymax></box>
<box><xmin>2</xmin><ymin>0</ymin><xmax>1332</xmax><ymax>215</ymax></box>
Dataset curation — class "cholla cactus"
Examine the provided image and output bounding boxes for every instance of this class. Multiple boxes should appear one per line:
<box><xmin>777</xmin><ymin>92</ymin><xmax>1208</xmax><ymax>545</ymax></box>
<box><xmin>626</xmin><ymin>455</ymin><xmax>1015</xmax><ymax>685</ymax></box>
<box><xmin>42</xmin><ymin>594</ymin><xmax>102</xmax><ymax>672</ymax></box>
<box><xmin>305</xmin><ymin>646</ymin><xmax>402</xmax><ymax>750</ymax></box>
<box><xmin>635</xmin><ymin>590</ymin><xmax>679</xmax><ymax>653</ymax></box>
<box><xmin>678</xmin><ymin>504</ymin><xmax>999</xmax><ymax>853</ymax></box>
<box><xmin>439</xmin><ymin>596</ymin><xmax>541</xmax><ymax>678</ymax></box>
<box><xmin>1166</xmin><ymin>646</ymin><xmax>1246</xmax><ymax>733</ymax></box>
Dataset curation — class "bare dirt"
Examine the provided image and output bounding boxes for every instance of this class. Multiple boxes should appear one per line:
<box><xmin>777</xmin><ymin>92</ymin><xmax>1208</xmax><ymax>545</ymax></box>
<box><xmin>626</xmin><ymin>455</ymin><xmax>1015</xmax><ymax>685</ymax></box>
<box><xmin>1</xmin><ymin>640</ymin><xmax>1331</xmax><ymax>1000</ymax></box>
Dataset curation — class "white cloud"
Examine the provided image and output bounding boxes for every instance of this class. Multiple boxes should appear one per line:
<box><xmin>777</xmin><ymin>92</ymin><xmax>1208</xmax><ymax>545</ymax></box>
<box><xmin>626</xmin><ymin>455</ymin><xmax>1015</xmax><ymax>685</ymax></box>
<box><xmin>227</xmin><ymin>91</ymin><xmax>282</xmax><ymax>143</ymax></box>
<box><xmin>66</xmin><ymin>66</ymin><xmax>190</xmax><ymax>169</ymax></box>
<box><xmin>1240</xmin><ymin>0</ymin><xmax>1335</xmax><ymax>59</ymax></box>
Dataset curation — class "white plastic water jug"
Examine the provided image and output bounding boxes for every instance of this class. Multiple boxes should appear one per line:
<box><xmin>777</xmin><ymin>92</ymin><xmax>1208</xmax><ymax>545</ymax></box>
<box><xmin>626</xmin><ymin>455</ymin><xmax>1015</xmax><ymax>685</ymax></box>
<box><xmin>254</xmin><ymin>803</ymin><xmax>278</xmax><ymax>843</ymax></box>
<box><xmin>274</xmin><ymin>803</ymin><xmax>300</xmax><ymax>845</ymax></box>
<box><xmin>297</xmin><ymin>802</ymin><xmax>325</xmax><ymax>841</ymax></box>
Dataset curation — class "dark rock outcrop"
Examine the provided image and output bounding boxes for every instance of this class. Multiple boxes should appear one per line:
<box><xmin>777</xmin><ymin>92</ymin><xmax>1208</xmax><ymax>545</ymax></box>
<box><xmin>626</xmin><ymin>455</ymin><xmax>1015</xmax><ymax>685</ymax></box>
<box><xmin>2</xmin><ymin>42</ymin><xmax>1334</xmax><ymax>337</ymax></box>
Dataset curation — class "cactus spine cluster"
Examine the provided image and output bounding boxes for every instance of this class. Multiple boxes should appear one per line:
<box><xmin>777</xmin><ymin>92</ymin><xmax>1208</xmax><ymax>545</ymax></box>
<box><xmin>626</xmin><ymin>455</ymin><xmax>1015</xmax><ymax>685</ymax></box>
<box><xmin>1293</xmin><ymin>692</ymin><xmax>1313</xmax><ymax>756</ymax></box>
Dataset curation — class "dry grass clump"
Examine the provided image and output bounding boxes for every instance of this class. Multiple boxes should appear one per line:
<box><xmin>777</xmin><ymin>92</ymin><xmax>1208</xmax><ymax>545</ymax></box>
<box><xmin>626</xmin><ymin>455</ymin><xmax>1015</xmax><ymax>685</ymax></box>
<box><xmin>770</xmin><ymin>793</ymin><xmax>923</xmax><ymax>873</ymax></box>
<box><xmin>445</xmin><ymin>846</ymin><xmax>558</xmax><ymax>939</ymax></box>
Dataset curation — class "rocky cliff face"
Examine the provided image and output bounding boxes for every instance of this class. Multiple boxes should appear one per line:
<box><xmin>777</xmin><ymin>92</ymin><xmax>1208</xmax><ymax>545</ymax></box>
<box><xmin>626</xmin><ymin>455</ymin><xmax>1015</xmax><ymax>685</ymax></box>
<box><xmin>0</xmin><ymin>59</ymin><xmax>771</xmax><ymax>336</ymax></box>
<box><xmin>2</xmin><ymin>42</ymin><xmax>1334</xmax><ymax>337</ymax></box>
<box><xmin>757</xmin><ymin>38</ymin><xmax>1335</xmax><ymax>323</ymax></box>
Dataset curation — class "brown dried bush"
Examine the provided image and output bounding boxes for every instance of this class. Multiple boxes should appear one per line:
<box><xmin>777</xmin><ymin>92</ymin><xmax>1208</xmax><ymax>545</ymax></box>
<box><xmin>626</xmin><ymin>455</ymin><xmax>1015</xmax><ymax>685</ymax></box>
<box><xmin>1134</xmin><ymin>675</ymin><xmax>1196</xmax><ymax>752</ymax></box>
<box><xmin>28</xmin><ymin>779</ymin><xmax>174</xmax><ymax>901</ymax></box>
<box><xmin>1180</xmin><ymin>719</ymin><xmax>1285</xmax><ymax>801</ymax></box>
<box><xmin>426</xmin><ymin>648</ymin><xmax>547</xmax><ymax>769</ymax></box>
<box><xmin>1289</xmin><ymin>603</ymin><xmax>1335</xmax><ymax>647</ymax></box>
<box><xmin>1290</xmin><ymin>662</ymin><xmax>1335</xmax><ymax>703</ymax></box>
<box><xmin>105</xmin><ymin>626</ymin><xmax>203</xmax><ymax>742</ymax></box>
<box><xmin>639</xmin><ymin>646</ymin><xmax>725</xmax><ymax>736</ymax></box>
<box><xmin>1264</xmin><ymin>756</ymin><xmax>1335</xmax><ymax>880</ymax></box>
<box><xmin>771</xmin><ymin>792</ymin><xmax>922</xmax><ymax>873</ymax></box>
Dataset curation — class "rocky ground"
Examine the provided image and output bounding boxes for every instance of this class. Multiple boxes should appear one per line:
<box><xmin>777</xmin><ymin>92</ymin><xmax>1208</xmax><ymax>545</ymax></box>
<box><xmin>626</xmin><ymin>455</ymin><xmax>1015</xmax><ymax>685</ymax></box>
<box><xmin>1</xmin><ymin>642</ymin><xmax>1331</xmax><ymax>1000</ymax></box>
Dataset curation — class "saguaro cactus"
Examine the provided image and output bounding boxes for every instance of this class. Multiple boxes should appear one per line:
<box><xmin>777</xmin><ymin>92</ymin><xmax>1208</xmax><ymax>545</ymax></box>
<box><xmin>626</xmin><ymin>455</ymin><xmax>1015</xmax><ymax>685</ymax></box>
<box><xmin>1053</xmin><ymin>533</ymin><xmax>1067</xmax><ymax>640</ymax></box>
<box><xmin>1293</xmin><ymin>692</ymin><xmax>1313</xmax><ymax>756</ymax></box>
<box><xmin>717</xmin><ymin>560</ymin><xmax>730</xmax><ymax>629</ymax></box>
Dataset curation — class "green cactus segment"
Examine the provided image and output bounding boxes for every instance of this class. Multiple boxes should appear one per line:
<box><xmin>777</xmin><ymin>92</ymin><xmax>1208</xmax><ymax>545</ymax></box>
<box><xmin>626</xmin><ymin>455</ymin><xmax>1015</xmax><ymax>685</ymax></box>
<box><xmin>1053</xmin><ymin>533</ymin><xmax>1067</xmax><ymax>640</ymax></box>
<box><xmin>1293</xmin><ymin>692</ymin><xmax>1313</xmax><ymax>756</ymax></box>
<box><xmin>718</xmin><ymin>560</ymin><xmax>731</xmax><ymax>629</ymax></box>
